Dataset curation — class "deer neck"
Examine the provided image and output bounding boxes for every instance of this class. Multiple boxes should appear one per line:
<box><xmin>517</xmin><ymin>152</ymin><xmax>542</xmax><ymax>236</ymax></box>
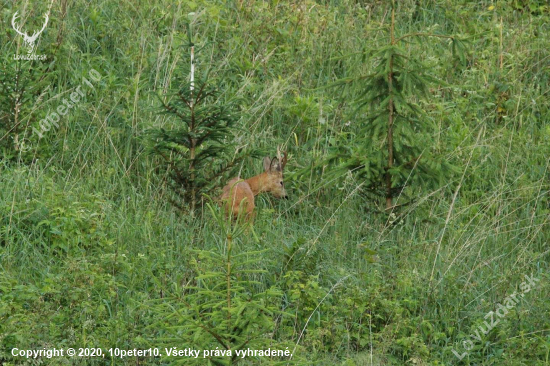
<box><xmin>245</xmin><ymin>173</ymin><xmax>269</xmax><ymax>196</ymax></box>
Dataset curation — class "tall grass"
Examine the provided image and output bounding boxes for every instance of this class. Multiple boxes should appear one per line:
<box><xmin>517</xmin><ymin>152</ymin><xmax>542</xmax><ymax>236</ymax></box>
<box><xmin>1</xmin><ymin>0</ymin><xmax>549</xmax><ymax>365</ymax></box>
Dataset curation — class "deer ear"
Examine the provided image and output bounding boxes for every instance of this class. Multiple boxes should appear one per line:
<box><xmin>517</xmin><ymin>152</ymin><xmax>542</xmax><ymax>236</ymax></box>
<box><xmin>270</xmin><ymin>157</ymin><xmax>282</xmax><ymax>172</ymax></box>
<box><xmin>263</xmin><ymin>157</ymin><xmax>272</xmax><ymax>172</ymax></box>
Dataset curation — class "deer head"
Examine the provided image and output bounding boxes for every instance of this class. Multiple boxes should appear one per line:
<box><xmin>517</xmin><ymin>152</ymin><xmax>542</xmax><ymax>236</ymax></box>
<box><xmin>262</xmin><ymin>147</ymin><xmax>288</xmax><ymax>199</ymax></box>
<box><xmin>12</xmin><ymin>12</ymin><xmax>49</xmax><ymax>55</ymax></box>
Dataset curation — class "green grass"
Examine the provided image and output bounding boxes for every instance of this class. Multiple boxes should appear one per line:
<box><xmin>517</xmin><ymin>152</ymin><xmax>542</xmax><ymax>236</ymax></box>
<box><xmin>1</xmin><ymin>0</ymin><xmax>550</xmax><ymax>365</ymax></box>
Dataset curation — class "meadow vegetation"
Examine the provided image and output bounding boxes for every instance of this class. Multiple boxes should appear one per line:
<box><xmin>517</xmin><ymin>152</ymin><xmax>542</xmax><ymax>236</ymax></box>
<box><xmin>1</xmin><ymin>0</ymin><xmax>549</xmax><ymax>364</ymax></box>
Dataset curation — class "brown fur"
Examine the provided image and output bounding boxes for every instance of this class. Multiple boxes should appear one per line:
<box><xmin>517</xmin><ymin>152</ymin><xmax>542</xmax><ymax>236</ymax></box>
<box><xmin>220</xmin><ymin>153</ymin><xmax>288</xmax><ymax>221</ymax></box>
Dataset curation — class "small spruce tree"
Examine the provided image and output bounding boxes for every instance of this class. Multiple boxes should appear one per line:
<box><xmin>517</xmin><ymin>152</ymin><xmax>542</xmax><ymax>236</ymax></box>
<box><xmin>147</xmin><ymin>203</ymin><xmax>297</xmax><ymax>365</ymax></box>
<box><xmin>149</xmin><ymin>19</ymin><xmax>252</xmax><ymax>213</ymax></box>
<box><xmin>149</xmin><ymin>75</ymin><xmax>246</xmax><ymax>212</ymax></box>
<box><xmin>323</xmin><ymin>2</ymin><xmax>462</xmax><ymax>211</ymax></box>
<box><xmin>0</xmin><ymin>57</ymin><xmax>51</xmax><ymax>158</ymax></box>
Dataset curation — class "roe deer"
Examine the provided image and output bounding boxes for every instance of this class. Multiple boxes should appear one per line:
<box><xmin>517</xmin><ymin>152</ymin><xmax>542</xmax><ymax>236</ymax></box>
<box><xmin>221</xmin><ymin>149</ymin><xmax>288</xmax><ymax>220</ymax></box>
